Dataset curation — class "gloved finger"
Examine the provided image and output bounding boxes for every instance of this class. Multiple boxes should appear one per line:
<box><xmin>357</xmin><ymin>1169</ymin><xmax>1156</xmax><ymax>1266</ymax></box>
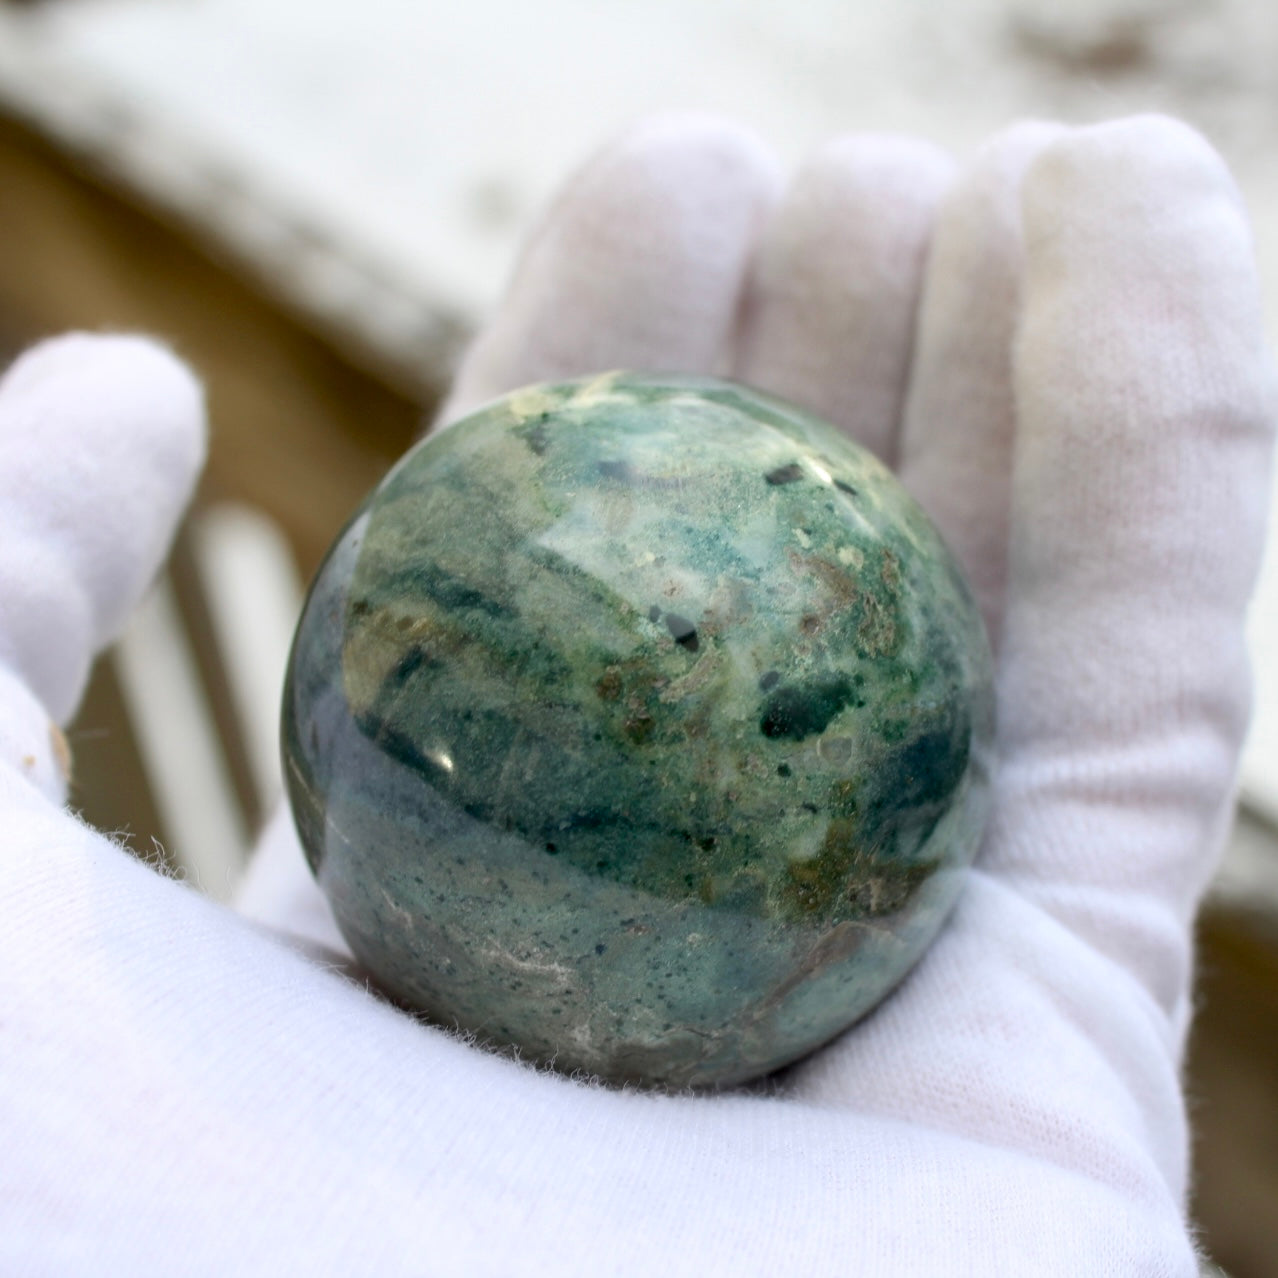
<box><xmin>732</xmin><ymin>135</ymin><xmax>952</xmax><ymax>466</ymax></box>
<box><xmin>439</xmin><ymin>115</ymin><xmax>782</xmax><ymax>424</ymax></box>
<box><xmin>896</xmin><ymin>121</ymin><xmax>1067</xmax><ymax>650</ymax></box>
<box><xmin>989</xmin><ymin>116</ymin><xmax>1275</xmax><ymax>1017</ymax></box>
<box><xmin>0</xmin><ymin>334</ymin><xmax>206</xmax><ymax>723</ymax></box>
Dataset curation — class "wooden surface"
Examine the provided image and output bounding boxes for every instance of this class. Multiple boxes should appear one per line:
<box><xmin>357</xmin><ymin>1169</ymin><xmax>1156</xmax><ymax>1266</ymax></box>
<box><xmin>1189</xmin><ymin>893</ymin><xmax>1278</xmax><ymax>1278</ymax></box>
<box><xmin>0</xmin><ymin>111</ymin><xmax>427</xmax><ymax>580</ymax></box>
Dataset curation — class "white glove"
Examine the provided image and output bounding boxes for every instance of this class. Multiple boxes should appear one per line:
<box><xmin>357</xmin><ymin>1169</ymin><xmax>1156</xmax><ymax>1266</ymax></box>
<box><xmin>0</xmin><ymin>334</ymin><xmax>204</xmax><ymax>796</ymax></box>
<box><xmin>4</xmin><ymin>115</ymin><xmax>1273</xmax><ymax>1276</ymax></box>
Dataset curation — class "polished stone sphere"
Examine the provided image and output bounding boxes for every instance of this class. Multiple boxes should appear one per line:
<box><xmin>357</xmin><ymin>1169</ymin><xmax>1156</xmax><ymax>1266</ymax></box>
<box><xmin>282</xmin><ymin>372</ymin><xmax>994</xmax><ymax>1088</ymax></box>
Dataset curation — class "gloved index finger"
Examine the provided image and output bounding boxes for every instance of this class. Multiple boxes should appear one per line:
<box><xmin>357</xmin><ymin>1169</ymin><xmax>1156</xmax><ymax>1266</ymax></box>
<box><xmin>732</xmin><ymin>133</ymin><xmax>952</xmax><ymax>467</ymax></box>
<box><xmin>438</xmin><ymin>115</ymin><xmax>781</xmax><ymax>427</ymax></box>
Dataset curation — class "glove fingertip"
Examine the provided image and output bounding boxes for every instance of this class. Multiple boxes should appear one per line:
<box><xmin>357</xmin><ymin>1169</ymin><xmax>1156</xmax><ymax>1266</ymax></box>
<box><xmin>13</xmin><ymin>331</ymin><xmax>206</xmax><ymax>463</ymax></box>
<box><xmin>0</xmin><ymin>334</ymin><xmax>208</xmax><ymax>723</ymax></box>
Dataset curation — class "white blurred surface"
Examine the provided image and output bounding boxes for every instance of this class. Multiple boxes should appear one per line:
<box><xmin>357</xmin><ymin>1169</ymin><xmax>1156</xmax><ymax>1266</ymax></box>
<box><xmin>114</xmin><ymin>572</ymin><xmax>248</xmax><ymax>899</ymax></box>
<box><xmin>189</xmin><ymin>504</ymin><xmax>303</xmax><ymax>815</ymax></box>
<box><xmin>6</xmin><ymin>0</ymin><xmax>1278</xmax><ymax>321</ymax></box>
<box><xmin>114</xmin><ymin>505</ymin><xmax>304</xmax><ymax>894</ymax></box>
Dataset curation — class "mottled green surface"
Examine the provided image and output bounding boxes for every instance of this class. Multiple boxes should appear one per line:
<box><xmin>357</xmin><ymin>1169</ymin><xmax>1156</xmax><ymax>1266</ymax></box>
<box><xmin>283</xmin><ymin>372</ymin><xmax>994</xmax><ymax>1087</ymax></box>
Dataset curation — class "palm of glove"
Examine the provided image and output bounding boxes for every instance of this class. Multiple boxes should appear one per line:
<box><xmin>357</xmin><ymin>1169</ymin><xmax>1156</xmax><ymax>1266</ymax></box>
<box><xmin>4</xmin><ymin>115</ymin><xmax>1272</xmax><ymax>1275</ymax></box>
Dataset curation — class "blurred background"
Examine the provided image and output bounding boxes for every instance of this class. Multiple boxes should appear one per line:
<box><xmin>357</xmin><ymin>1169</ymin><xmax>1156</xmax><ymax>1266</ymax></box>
<box><xmin>1</xmin><ymin>1</ymin><xmax>1275</xmax><ymax>1272</ymax></box>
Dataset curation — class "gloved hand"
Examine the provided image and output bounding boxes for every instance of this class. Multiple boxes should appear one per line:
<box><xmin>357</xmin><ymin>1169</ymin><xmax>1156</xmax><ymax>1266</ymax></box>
<box><xmin>4</xmin><ymin>114</ymin><xmax>1273</xmax><ymax>1276</ymax></box>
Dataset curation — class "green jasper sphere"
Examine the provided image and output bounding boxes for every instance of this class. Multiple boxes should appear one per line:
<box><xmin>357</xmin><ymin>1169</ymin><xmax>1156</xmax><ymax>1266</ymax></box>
<box><xmin>283</xmin><ymin>372</ymin><xmax>994</xmax><ymax>1088</ymax></box>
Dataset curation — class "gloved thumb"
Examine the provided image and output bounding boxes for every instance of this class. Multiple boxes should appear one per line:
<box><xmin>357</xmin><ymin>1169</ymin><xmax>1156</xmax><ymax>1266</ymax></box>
<box><xmin>0</xmin><ymin>333</ymin><xmax>206</xmax><ymax>736</ymax></box>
